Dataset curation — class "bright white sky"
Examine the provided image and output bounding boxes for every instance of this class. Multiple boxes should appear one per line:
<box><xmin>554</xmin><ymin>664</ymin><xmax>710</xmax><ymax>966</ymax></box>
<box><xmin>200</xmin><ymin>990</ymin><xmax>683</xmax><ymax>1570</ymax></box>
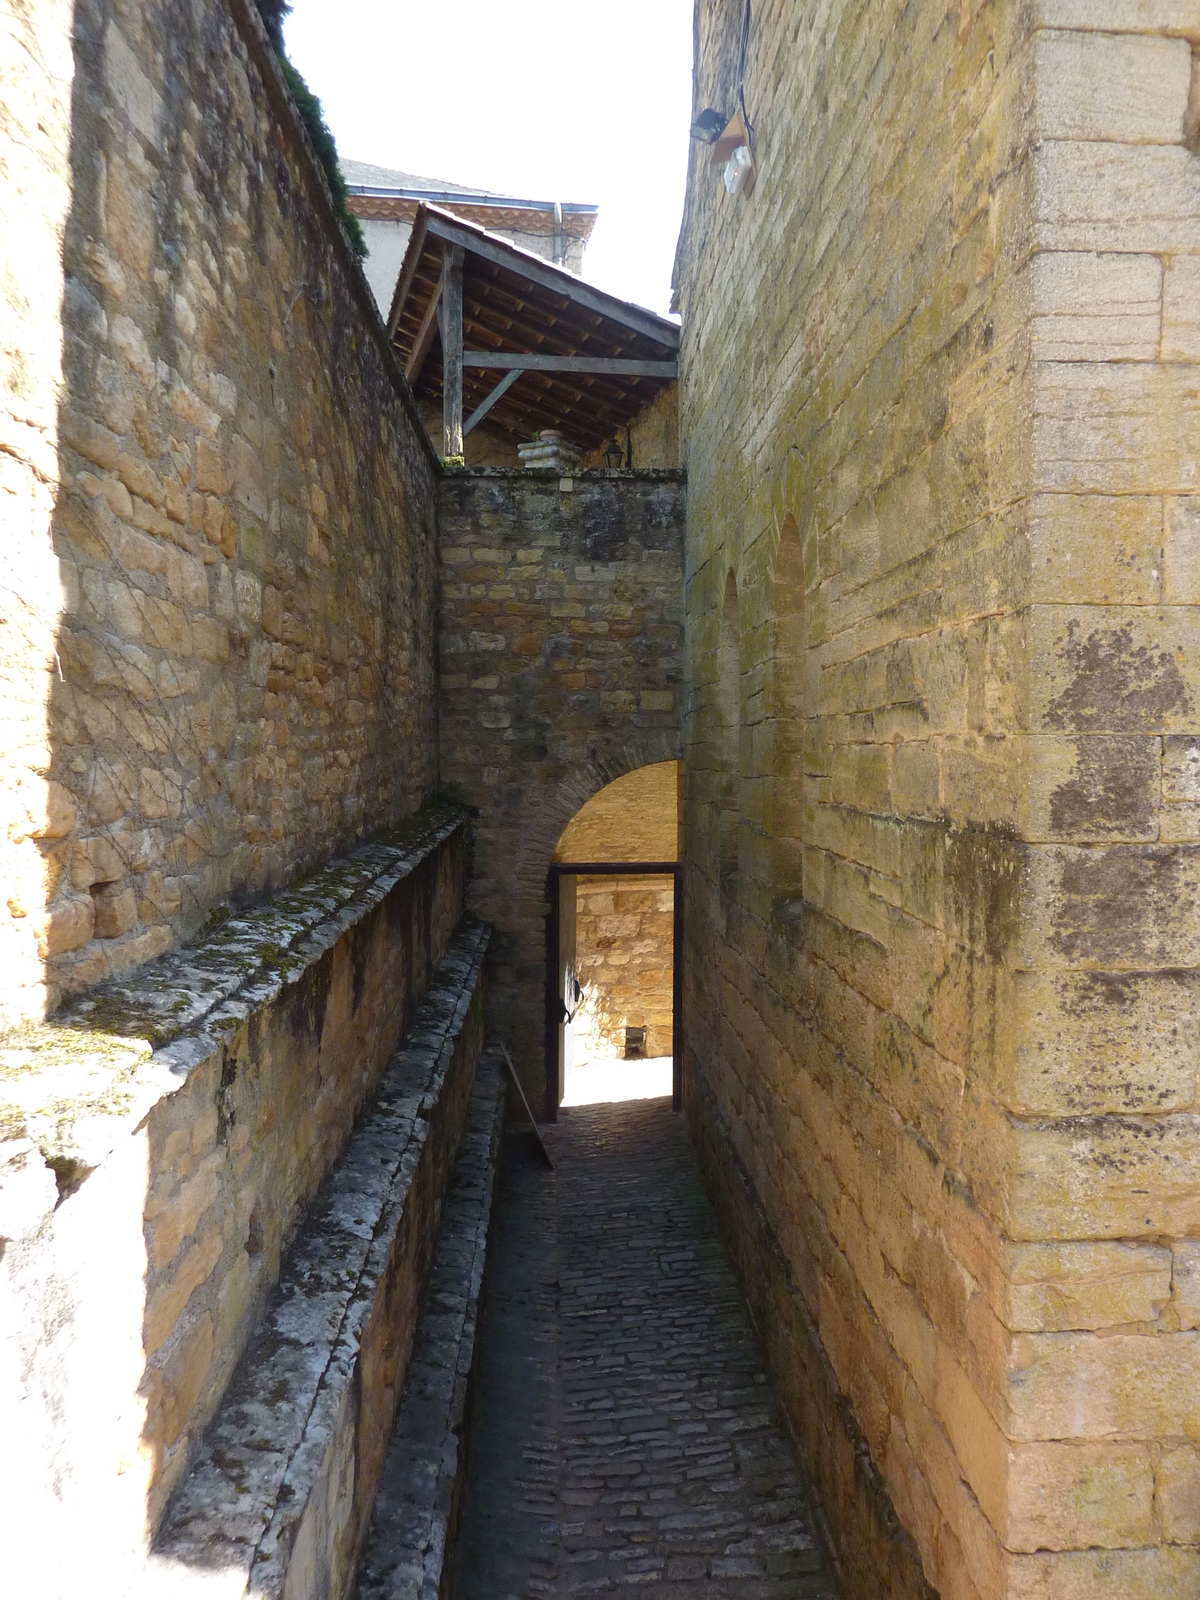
<box><xmin>284</xmin><ymin>0</ymin><xmax>695</xmax><ymax>318</ymax></box>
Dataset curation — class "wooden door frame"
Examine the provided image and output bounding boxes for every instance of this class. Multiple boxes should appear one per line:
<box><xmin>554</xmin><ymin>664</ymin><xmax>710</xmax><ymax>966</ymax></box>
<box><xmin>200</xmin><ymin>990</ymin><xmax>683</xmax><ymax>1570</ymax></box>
<box><xmin>544</xmin><ymin>861</ymin><xmax>683</xmax><ymax>1122</ymax></box>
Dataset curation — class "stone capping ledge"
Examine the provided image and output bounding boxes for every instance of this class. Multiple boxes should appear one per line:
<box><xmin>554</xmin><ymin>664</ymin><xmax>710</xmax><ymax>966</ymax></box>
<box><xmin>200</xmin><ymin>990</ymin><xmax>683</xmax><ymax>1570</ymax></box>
<box><xmin>356</xmin><ymin>1045</ymin><xmax>506</xmax><ymax>1600</ymax></box>
<box><xmin>441</xmin><ymin>465</ymin><xmax>687</xmax><ymax>482</ymax></box>
<box><xmin>153</xmin><ymin>919</ymin><xmax>490</xmax><ymax>1592</ymax></box>
<box><xmin>0</xmin><ymin>804</ymin><xmax>468</xmax><ymax>1187</ymax></box>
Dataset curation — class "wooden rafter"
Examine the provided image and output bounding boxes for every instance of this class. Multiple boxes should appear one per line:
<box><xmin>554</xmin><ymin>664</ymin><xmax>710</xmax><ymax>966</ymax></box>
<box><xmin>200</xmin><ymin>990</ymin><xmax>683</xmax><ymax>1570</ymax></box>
<box><xmin>405</xmin><ymin>276</ymin><xmax>442</xmax><ymax>386</ymax></box>
<box><xmin>387</xmin><ymin>202</ymin><xmax>679</xmax><ymax>446</ymax></box>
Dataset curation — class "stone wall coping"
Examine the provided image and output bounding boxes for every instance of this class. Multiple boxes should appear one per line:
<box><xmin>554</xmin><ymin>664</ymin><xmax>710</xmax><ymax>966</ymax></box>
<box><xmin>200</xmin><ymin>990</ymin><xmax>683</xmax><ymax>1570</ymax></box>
<box><xmin>0</xmin><ymin>804</ymin><xmax>468</xmax><ymax>1187</ymax></box>
<box><xmin>442</xmin><ymin>466</ymin><xmax>687</xmax><ymax>483</ymax></box>
<box><xmin>352</xmin><ymin>1045</ymin><xmax>504</xmax><ymax>1599</ymax></box>
<box><xmin>223</xmin><ymin>0</ymin><xmax>439</xmax><ymax>471</ymax></box>
<box><xmin>152</xmin><ymin>919</ymin><xmax>490</xmax><ymax>1591</ymax></box>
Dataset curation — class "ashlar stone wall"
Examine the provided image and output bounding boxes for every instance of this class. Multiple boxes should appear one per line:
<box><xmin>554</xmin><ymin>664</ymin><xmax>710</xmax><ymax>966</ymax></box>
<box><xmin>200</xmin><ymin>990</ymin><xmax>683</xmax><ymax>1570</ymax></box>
<box><xmin>675</xmin><ymin>3</ymin><xmax>1200</xmax><ymax>1599</ymax></box>
<box><xmin>1</xmin><ymin>0</ymin><xmax>439</xmax><ymax>1027</ymax></box>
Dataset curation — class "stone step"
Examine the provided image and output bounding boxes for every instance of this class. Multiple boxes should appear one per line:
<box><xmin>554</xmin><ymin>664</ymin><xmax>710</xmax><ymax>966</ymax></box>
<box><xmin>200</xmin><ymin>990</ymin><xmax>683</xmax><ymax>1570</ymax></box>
<box><xmin>355</xmin><ymin>1045</ymin><xmax>506</xmax><ymax>1600</ymax></box>
<box><xmin>151</xmin><ymin>919</ymin><xmax>490</xmax><ymax>1600</ymax></box>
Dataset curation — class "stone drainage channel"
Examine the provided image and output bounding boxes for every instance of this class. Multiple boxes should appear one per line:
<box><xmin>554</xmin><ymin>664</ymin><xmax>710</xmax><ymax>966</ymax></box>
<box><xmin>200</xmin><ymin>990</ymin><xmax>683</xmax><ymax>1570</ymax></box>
<box><xmin>445</xmin><ymin>1097</ymin><xmax>838</xmax><ymax>1598</ymax></box>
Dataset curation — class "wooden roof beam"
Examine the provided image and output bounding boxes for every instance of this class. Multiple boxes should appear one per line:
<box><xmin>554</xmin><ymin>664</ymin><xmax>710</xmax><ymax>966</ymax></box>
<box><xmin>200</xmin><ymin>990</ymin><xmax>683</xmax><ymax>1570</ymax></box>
<box><xmin>405</xmin><ymin>276</ymin><xmax>443</xmax><ymax>387</ymax></box>
<box><xmin>464</xmin><ymin>352</ymin><xmax>676</xmax><ymax>378</ymax></box>
<box><xmin>422</xmin><ymin>209</ymin><xmax>679</xmax><ymax>349</ymax></box>
<box><xmin>463</xmin><ymin>368</ymin><xmax>523</xmax><ymax>437</ymax></box>
<box><xmin>387</xmin><ymin>209</ymin><xmax>429</xmax><ymax>339</ymax></box>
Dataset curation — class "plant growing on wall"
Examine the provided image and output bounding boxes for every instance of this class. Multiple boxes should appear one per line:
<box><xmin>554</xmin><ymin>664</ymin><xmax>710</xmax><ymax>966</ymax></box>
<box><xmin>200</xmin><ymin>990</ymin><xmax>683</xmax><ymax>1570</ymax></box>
<box><xmin>254</xmin><ymin>0</ymin><xmax>368</xmax><ymax>260</ymax></box>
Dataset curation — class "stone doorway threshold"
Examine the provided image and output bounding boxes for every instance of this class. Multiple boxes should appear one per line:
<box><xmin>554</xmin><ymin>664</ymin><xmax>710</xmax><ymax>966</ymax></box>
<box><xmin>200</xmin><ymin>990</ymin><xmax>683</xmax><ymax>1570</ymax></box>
<box><xmin>562</xmin><ymin>1055</ymin><xmax>674</xmax><ymax>1106</ymax></box>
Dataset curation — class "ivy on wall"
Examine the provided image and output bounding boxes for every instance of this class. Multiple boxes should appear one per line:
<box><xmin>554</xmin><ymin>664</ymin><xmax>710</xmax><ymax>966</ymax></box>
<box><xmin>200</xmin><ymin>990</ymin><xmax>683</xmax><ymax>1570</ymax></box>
<box><xmin>253</xmin><ymin>0</ymin><xmax>368</xmax><ymax>260</ymax></box>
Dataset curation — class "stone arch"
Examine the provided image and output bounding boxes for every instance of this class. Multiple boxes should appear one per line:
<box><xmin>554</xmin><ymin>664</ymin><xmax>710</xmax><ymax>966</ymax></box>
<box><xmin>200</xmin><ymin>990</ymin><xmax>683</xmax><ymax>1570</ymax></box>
<box><xmin>548</xmin><ymin>761</ymin><xmax>681</xmax><ymax>1109</ymax></box>
<box><xmin>770</xmin><ymin>514</ymin><xmax>805</xmax><ymax>904</ymax></box>
<box><xmin>481</xmin><ymin>727</ymin><xmax>682</xmax><ymax>1093</ymax></box>
<box><xmin>511</xmin><ymin>727</ymin><xmax>684</xmax><ymax>912</ymax></box>
<box><xmin>554</xmin><ymin>761</ymin><xmax>680</xmax><ymax>864</ymax></box>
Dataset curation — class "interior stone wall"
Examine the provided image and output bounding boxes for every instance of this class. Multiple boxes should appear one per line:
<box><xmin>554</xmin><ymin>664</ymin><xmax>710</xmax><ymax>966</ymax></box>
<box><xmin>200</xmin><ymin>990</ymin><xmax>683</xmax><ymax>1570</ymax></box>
<box><xmin>572</xmin><ymin>872</ymin><xmax>674</xmax><ymax>1063</ymax></box>
<box><xmin>437</xmin><ymin>470</ymin><xmax>686</xmax><ymax>1101</ymax></box>
<box><xmin>0</xmin><ymin>0</ymin><xmax>439</xmax><ymax>1026</ymax></box>
<box><xmin>583</xmin><ymin>383</ymin><xmax>681</xmax><ymax>470</ymax></box>
<box><xmin>676</xmin><ymin>3</ymin><xmax>1200</xmax><ymax>1599</ymax></box>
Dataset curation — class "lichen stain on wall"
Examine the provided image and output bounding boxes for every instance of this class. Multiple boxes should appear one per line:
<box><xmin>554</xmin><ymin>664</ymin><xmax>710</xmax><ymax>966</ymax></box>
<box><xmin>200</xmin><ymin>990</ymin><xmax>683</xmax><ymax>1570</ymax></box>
<box><xmin>675</xmin><ymin>1</ymin><xmax>1200</xmax><ymax>1597</ymax></box>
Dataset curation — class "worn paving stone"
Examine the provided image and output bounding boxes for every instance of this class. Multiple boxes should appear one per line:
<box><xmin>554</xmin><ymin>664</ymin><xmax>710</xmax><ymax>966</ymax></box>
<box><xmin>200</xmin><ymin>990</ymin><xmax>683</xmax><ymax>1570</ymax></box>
<box><xmin>449</xmin><ymin>1099</ymin><xmax>838</xmax><ymax>1598</ymax></box>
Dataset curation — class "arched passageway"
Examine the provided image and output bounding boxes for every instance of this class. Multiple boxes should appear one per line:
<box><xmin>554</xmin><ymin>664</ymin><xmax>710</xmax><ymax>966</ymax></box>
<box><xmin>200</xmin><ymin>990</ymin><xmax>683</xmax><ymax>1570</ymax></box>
<box><xmin>546</xmin><ymin>761</ymin><xmax>682</xmax><ymax>1118</ymax></box>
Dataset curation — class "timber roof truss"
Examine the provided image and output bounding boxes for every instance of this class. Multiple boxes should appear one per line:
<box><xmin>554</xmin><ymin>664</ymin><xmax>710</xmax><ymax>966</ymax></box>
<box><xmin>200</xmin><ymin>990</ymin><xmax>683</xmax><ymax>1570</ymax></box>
<box><xmin>386</xmin><ymin>204</ymin><xmax>679</xmax><ymax>455</ymax></box>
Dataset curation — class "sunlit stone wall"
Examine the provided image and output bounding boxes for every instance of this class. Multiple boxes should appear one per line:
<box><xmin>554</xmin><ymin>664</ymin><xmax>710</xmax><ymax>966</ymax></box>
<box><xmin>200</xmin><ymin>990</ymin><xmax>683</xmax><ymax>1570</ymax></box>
<box><xmin>0</xmin><ymin>0</ymin><xmax>439</xmax><ymax>1026</ymax></box>
<box><xmin>676</xmin><ymin>2</ymin><xmax>1200</xmax><ymax>1598</ymax></box>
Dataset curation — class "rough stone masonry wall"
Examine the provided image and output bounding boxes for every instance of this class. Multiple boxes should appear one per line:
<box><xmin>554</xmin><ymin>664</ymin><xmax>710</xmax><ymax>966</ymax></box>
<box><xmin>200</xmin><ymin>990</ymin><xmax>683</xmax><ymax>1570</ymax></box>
<box><xmin>573</xmin><ymin>873</ymin><xmax>674</xmax><ymax>1064</ymax></box>
<box><xmin>0</xmin><ymin>0</ymin><xmax>439</xmax><ymax>1027</ymax></box>
<box><xmin>438</xmin><ymin>469</ymin><xmax>685</xmax><ymax>1102</ymax></box>
<box><xmin>676</xmin><ymin>3</ymin><xmax>1200</xmax><ymax>1600</ymax></box>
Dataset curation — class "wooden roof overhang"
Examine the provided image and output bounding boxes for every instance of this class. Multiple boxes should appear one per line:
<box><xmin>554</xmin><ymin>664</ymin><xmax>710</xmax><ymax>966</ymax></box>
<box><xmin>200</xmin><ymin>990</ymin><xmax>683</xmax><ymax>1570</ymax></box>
<box><xmin>386</xmin><ymin>205</ymin><xmax>680</xmax><ymax>454</ymax></box>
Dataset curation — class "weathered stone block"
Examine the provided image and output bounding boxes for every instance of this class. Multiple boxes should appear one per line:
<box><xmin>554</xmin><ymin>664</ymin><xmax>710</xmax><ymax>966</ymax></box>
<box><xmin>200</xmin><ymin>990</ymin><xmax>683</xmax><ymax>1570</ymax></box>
<box><xmin>1035</xmin><ymin>142</ymin><xmax>1200</xmax><ymax>255</ymax></box>
<box><xmin>1157</xmin><ymin>1445</ymin><xmax>1200</xmax><ymax>1543</ymax></box>
<box><xmin>1029</xmin><ymin>605</ymin><xmax>1196</xmax><ymax>735</ymax></box>
<box><xmin>1162</xmin><ymin>254</ymin><xmax>1200</xmax><ymax>361</ymax></box>
<box><xmin>1008</xmin><ymin>1328</ymin><xmax>1200</xmax><ymax>1440</ymax></box>
<box><xmin>1171</xmin><ymin>1240</ymin><xmax>1200</xmax><ymax>1329</ymax></box>
<box><xmin>1164</xmin><ymin>496</ymin><xmax>1200</xmax><ymax>603</ymax></box>
<box><xmin>1035</xmin><ymin>30</ymin><xmax>1192</xmax><ymax>145</ymax></box>
<box><xmin>1030</xmin><ymin>252</ymin><xmax>1161</xmax><ymax>364</ymax></box>
<box><xmin>1029</xmin><ymin>493</ymin><xmax>1162</xmax><ymax>607</ymax></box>
<box><xmin>1021</xmin><ymin>734</ymin><xmax>1161</xmax><ymax>842</ymax></box>
<box><xmin>91</xmin><ymin>881</ymin><xmax>139</xmax><ymax>939</ymax></box>
<box><xmin>1004</xmin><ymin>1240</ymin><xmax>1172</xmax><ymax>1331</ymax></box>
<box><xmin>1006</xmin><ymin>1438</ymin><xmax>1155</xmax><ymax>1553</ymax></box>
<box><xmin>1035</xmin><ymin>0</ymin><xmax>1200</xmax><ymax>33</ymax></box>
<box><xmin>997</xmin><ymin>967</ymin><xmax>1200</xmax><ymax>1117</ymax></box>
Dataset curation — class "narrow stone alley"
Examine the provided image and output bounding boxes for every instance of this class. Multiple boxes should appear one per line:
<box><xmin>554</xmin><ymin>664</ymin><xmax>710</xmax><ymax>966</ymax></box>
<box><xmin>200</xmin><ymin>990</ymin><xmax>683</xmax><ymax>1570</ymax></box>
<box><xmin>449</xmin><ymin>1099</ymin><xmax>838</xmax><ymax>1598</ymax></box>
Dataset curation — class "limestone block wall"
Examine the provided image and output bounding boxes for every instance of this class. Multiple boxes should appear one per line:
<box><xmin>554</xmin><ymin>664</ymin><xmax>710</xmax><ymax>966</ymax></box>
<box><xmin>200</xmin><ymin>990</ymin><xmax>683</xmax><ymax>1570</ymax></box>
<box><xmin>583</xmin><ymin>384</ymin><xmax>681</xmax><ymax>470</ymax></box>
<box><xmin>676</xmin><ymin>2</ymin><xmax>1200</xmax><ymax>1599</ymax></box>
<box><xmin>0</xmin><ymin>808</ymin><xmax>468</xmax><ymax>1598</ymax></box>
<box><xmin>572</xmin><ymin>873</ymin><xmax>675</xmax><ymax>1064</ymax></box>
<box><xmin>0</xmin><ymin>0</ymin><xmax>439</xmax><ymax>1027</ymax></box>
<box><xmin>437</xmin><ymin>469</ymin><xmax>686</xmax><ymax>1099</ymax></box>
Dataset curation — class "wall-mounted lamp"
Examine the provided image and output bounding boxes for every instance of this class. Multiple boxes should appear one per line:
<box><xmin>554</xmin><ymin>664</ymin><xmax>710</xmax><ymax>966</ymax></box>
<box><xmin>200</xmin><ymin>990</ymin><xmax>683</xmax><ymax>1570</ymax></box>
<box><xmin>691</xmin><ymin>2</ymin><xmax>757</xmax><ymax>198</ymax></box>
<box><xmin>689</xmin><ymin>108</ymin><xmax>727</xmax><ymax>144</ymax></box>
<box><xmin>603</xmin><ymin>437</ymin><xmax>624</xmax><ymax>469</ymax></box>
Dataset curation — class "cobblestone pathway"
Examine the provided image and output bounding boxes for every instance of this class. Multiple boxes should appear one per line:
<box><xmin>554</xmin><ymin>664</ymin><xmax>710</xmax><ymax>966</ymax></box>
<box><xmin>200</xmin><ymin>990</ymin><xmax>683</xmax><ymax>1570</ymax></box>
<box><xmin>449</xmin><ymin>1098</ymin><xmax>838</xmax><ymax>1598</ymax></box>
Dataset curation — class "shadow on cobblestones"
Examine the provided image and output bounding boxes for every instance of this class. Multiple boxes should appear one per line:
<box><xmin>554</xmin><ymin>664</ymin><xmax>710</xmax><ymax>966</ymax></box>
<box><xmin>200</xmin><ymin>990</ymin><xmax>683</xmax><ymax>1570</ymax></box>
<box><xmin>449</xmin><ymin>1099</ymin><xmax>838</xmax><ymax>1598</ymax></box>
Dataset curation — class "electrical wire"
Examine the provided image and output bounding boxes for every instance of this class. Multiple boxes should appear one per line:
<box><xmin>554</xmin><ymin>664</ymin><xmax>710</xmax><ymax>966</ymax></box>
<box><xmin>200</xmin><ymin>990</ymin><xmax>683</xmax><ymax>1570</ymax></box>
<box><xmin>736</xmin><ymin>0</ymin><xmax>754</xmax><ymax>138</ymax></box>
